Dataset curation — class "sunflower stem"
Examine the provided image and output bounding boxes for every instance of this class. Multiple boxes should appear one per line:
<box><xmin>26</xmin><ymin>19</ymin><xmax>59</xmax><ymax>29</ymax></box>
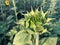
<box><xmin>12</xmin><ymin>0</ymin><xmax>18</xmax><ymax>21</ymax></box>
<box><xmin>36</xmin><ymin>33</ymin><xmax>39</xmax><ymax>45</ymax></box>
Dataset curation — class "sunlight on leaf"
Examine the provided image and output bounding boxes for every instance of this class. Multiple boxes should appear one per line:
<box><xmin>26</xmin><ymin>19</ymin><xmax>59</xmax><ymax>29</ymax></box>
<box><xmin>39</xmin><ymin>37</ymin><xmax>58</xmax><ymax>45</ymax></box>
<box><xmin>13</xmin><ymin>30</ymin><xmax>32</xmax><ymax>45</ymax></box>
<box><xmin>43</xmin><ymin>37</ymin><xmax>57</xmax><ymax>45</ymax></box>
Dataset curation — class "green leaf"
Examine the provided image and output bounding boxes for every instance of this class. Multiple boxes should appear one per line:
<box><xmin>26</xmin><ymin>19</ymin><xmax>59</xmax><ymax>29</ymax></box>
<box><xmin>13</xmin><ymin>30</ymin><xmax>32</xmax><ymax>45</ymax></box>
<box><xmin>49</xmin><ymin>20</ymin><xmax>60</xmax><ymax>35</ymax></box>
<box><xmin>6</xmin><ymin>28</ymin><xmax>17</xmax><ymax>36</ymax></box>
<box><xmin>7</xmin><ymin>15</ymin><xmax>13</xmax><ymax>21</ymax></box>
<box><xmin>7</xmin><ymin>19</ymin><xmax>14</xmax><ymax>24</ymax></box>
<box><xmin>39</xmin><ymin>37</ymin><xmax>58</xmax><ymax>45</ymax></box>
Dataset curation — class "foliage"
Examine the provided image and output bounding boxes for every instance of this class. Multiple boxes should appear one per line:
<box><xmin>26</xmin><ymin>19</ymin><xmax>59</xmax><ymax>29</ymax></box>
<box><xmin>0</xmin><ymin>0</ymin><xmax>60</xmax><ymax>45</ymax></box>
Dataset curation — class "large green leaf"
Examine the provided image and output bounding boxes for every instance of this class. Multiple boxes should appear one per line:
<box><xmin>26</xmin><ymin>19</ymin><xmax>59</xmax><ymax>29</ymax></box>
<box><xmin>13</xmin><ymin>30</ymin><xmax>32</xmax><ymax>45</ymax></box>
<box><xmin>39</xmin><ymin>37</ymin><xmax>58</xmax><ymax>45</ymax></box>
